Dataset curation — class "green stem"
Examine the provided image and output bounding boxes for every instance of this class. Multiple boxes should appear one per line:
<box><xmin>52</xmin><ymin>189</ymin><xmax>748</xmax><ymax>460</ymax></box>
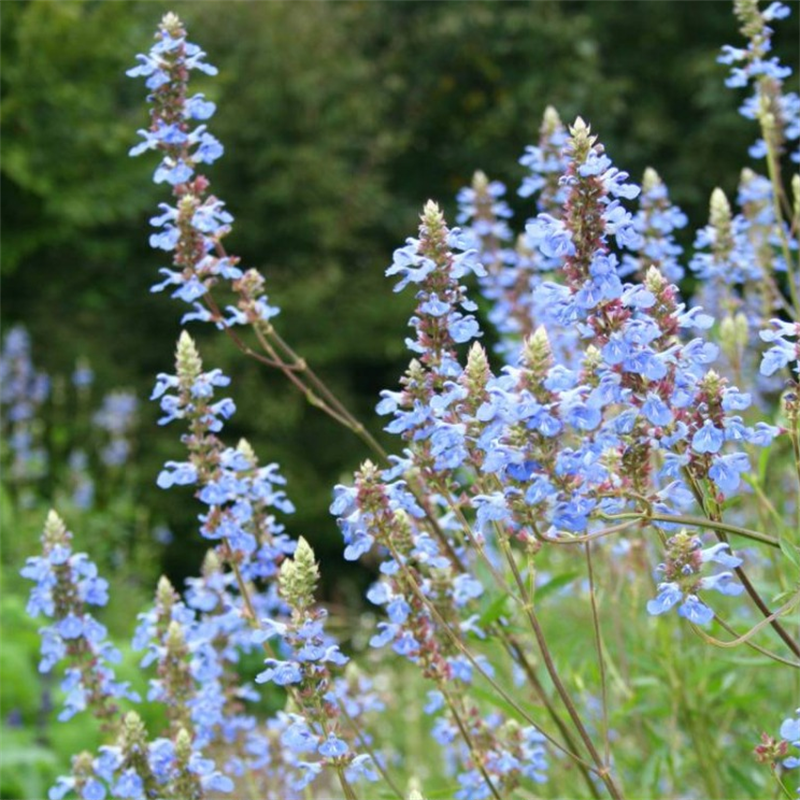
<box><xmin>495</xmin><ymin>535</ymin><xmax>623</xmax><ymax>800</ymax></box>
<box><xmin>762</xmin><ymin>117</ymin><xmax>800</xmax><ymax>317</ymax></box>
<box><xmin>584</xmin><ymin>543</ymin><xmax>611</xmax><ymax>767</ymax></box>
<box><xmin>598</xmin><ymin>511</ymin><xmax>779</xmax><ymax>548</ymax></box>
<box><xmin>440</xmin><ymin>685</ymin><xmax>504</xmax><ymax>800</ymax></box>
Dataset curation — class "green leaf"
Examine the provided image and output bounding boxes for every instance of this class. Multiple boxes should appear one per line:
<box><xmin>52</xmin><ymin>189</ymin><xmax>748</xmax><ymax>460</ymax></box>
<box><xmin>478</xmin><ymin>591</ymin><xmax>511</xmax><ymax>627</ymax></box>
<box><xmin>536</xmin><ymin>571</ymin><xmax>580</xmax><ymax>602</ymax></box>
<box><xmin>778</xmin><ymin>531</ymin><xmax>800</xmax><ymax>571</ymax></box>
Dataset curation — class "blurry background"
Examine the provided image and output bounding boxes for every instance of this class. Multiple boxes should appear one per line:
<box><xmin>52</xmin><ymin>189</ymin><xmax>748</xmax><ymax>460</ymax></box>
<box><xmin>2</xmin><ymin>2</ymin><xmax>798</xmax><ymax>796</ymax></box>
<box><xmin>5</xmin><ymin>0</ymin><xmax>787</xmax><ymax>580</ymax></box>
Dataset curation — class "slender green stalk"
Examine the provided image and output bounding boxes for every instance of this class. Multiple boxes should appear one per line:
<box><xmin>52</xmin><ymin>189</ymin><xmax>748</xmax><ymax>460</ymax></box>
<box><xmin>440</xmin><ymin>685</ymin><xmax>504</xmax><ymax>800</ymax></box>
<box><xmin>598</xmin><ymin>511</ymin><xmax>779</xmax><ymax>548</ymax></box>
<box><xmin>762</xmin><ymin>116</ymin><xmax>800</xmax><ymax>317</ymax></box>
<box><xmin>494</xmin><ymin>534</ymin><xmax>623</xmax><ymax>800</ymax></box>
<box><xmin>584</xmin><ymin>543</ymin><xmax>611</xmax><ymax>766</ymax></box>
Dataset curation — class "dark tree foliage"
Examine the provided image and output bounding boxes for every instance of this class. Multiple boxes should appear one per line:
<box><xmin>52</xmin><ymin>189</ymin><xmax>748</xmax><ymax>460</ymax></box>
<box><xmin>2</xmin><ymin>0</ymin><xmax>794</xmax><ymax>590</ymax></box>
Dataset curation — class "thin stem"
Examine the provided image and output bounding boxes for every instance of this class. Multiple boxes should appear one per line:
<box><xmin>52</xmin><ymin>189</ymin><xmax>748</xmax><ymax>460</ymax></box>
<box><xmin>584</xmin><ymin>542</ymin><xmax>611</xmax><ymax>766</ymax></box>
<box><xmin>500</xmin><ymin>633</ymin><xmax>603</xmax><ymax>800</ymax></box>
<box><xmin>598</xmin><ymin>511</ymin><xmax>779</xmax><ymax>548</ymax></box>
<box><xmin>495</xmin><ymin>535</ymin><xmax>623</xmax><ymax>800</ymax></box>
<box><xmin>696</xmin><ymin>592</ymin><xmax>800</xmax><ymax>650</ymax></box>
<box><xmin>693</xmin><ymin>614</ymin><xmax>800</xmax><ymax>669</ymax></box>
<box><xmin>716</xmin><ymin>532</ymin><xmax>800</xmax><ymax>659</ymax></box>
<box><xmin>789</xmin><ymin>416</ymin><xmax>800</xmax><ymax>535</ymax></box>
<box><xmin>441</xmin><ymin>686</ymin><xmax>504</xmax><ymax>800</ymax></box>
<box><xmin>336</xmin><ymin>699</ymin><xmax>405</xmax><ymax>800</ymax></box>
<box><xmin>425</xmin><ymin>478</ymin><xmax>601</xmax><ymax>797</ymax></box>
<box><xmin>770</xmin><ymin>764</ymin><xmax>795</xmax><ymax>800</ymax></box>
<box><xmin>379</xmin><ymin>536</ymin><xmax>599</xmax><ymax>773</ymax></box>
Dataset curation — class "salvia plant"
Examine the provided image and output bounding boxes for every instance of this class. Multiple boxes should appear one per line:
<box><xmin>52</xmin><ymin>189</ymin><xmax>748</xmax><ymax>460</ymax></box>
<box><xmin>18</xmin><ymin>2</ymin><xmax>800</xmax><ymax>798</ymax></box>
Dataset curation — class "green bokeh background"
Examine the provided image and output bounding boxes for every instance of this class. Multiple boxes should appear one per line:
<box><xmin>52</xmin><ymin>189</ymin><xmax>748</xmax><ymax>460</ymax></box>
<box><xmin>6</xmin><ymin>0</ymin><xmax>794</xmax><ymax>585</ymax></box>
<box><xmin>2</xmin><ymin>2</ymin><xmax>799</xmax><ymax>797</ymax></box>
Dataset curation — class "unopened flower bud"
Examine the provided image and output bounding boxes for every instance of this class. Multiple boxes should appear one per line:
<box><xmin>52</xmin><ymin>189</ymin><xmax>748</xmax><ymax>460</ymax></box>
<box><xmin>568</xmin><ymin>116</ymin><xmax>598</xmax><ymax>161</ymax></box>
<box><xmin>406</xmin><ymin>777</ymin><xmax>427</xmax><ymax>800</ymax></box>
<box><xmin>644</xmin><ymin>265</ymin><xmax>668</xmax><ymax>295</ymax></box>
<box><xmin>472</xmin><ymin>170</ymin><xmax>489</xmax><ymax>193</ymax></box>
<box><xmin>522</xmin><ymin>326</ymin><xmax>553</xmax><ymax>378</ymax></box>
<box><xmin>541</xmin><ymin>105</ymin><xmax>562</xmax><ymax>136</ymax></box>
<box><xmin>121</xmin><ymin>711</ymin><xmax>148</xmax><ymax>750</ymax></box>
<box><xmin>709</xmin><ymin>188</ymin><xmax>731</xmax><ymax>230</ymax></box>
<box><xmin>280</xmin><ymin>536</ymin><xmax>319</xmax><ymax>611</ymax></box>
<box><xmin>465</xmin><ymin>343</ymin><xmax>490</xmax><ymax>390</ymax></box>
<box><xmin>642</xmin><ymin>167</ymin><xmax>662</xmax><ymax>194</ymax></box>
<box><xmin>43</xmin><ymin>510</ymin><xmax>71</xmax><ymax>552</ymax></box>
<box><xmin>235</xmin><ymin>437</ymin><xmax>257</xmax><ymax>465</ymax></box>
<box><xmin>161</xmin><ymin>12</ymin><xmax>184</xmax><ymax>38</ymax></box>
<box><xmin>175</xmin><ymin>331</ymin><xmax>202</xmax><ymax>384</ymax></box>
<box><xmin>201</xmin><ymin>548</ymin><xmax>222</xmax><ymax>577</ymax></box>
<box><xmin>156</xmin><ymin>575</ymin><xmax>178</xmax><ymax>612</ymax></box>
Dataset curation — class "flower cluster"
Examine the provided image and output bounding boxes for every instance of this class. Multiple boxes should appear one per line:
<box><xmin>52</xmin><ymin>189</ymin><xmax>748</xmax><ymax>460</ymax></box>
<box><xmin>152</xmin><ymin>331</ymin><xmax>295</xmax><ymax>573</ymax></box>
<box><xmin>646</xmin><ymin>532</ymin><xmax>745</xmax><ymax>624</ymax></box>
<box><xmin>333</xmin><ymin>462</ymin><xmax>549</xmax><ymax>799</ymax></box>
<box><xmin>127</xmin><ymin>12</ymin><xmax>278</xmax><ymax>330</ymax></box>
<box><xmin>48</xmin><ymin>712</ymin><xmax>233</xmax><ymax>800</ymax></box>
<box><xmin>718</xmin><ymin>0</ymin><xmax>799</xmax><ymax>163</ymax></box>
<box><xmin>252</xmin><ymin>537</ymin><xmax>380</xmax><ymax>792</ymax></box>
<box><xmin>92</xmin><ymin>391</ymin><xmax>138</xmax><ymax>468</ymax></box>
<box><xmin>760</xmin><ymin>318</ymin><xmax>800</xmax><ymax>376</ymax></box>
<box><xmin>21</xmin><ymin>511</ymin><xmax>139</xmax><ymax>722</ymax></box>
<box><xmin>620</xmin><ymin>167</ymin><xmax>687</xmax><ymax>284</ymax></box>
<box><xmin>0</xmin><ymin>325</ymin><xmax>49</xmax><ymax>485</ymax></box>
<box><xmin>457</xmin><ymin>107</ymin><xmax>576</xmax><ymax>364</ymax></box>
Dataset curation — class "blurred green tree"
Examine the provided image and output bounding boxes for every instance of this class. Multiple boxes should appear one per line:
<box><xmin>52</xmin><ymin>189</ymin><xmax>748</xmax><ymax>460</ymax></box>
<box><xmin>2</xmin><ymin>0</ymin><xmax>793</xmax><ymax>589</ymax></box>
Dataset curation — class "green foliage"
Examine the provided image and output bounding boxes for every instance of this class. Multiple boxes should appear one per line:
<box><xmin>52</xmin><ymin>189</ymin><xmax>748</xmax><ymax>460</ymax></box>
<box><xmin>4</xmin><ymin>2</ymin><xmax>784</xmax><ymax>583</ymax></box>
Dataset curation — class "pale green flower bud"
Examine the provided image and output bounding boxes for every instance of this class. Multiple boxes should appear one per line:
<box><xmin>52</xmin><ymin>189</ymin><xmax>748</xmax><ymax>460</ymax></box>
<box><xmin>522</xmin><ymin>326</ymin><xmax>553</xmax><ymax>378</ymax></box>
<box><xmin>642</xmin><ymin>167</ymin><xmax>662</xmax><ymax>194</ymax></box>
<box><xmin>465</xmin><ymin>342</ymin><xmax>490</xmax><ymax>391</ymax></box>
<box><xmin>709</xmin><ymin>188</ymin><xmax>731</xmax><ymax>230</ymax></box>
<box><xmin>541</xmin><ymin>105</ymin><xmax>563</xmax><ymax>136</ymax></box>
<box><xmin>43</xmin><ymin>510</ymin><xmax>71</xmax><ymax>551</ymax></box>
<box><xmin>175</xmin><ymin>331</ymin><xmax>202</xmax><ymax>384</ymax></box>
<box><xmin>280</xmin><ymin>536</ymin><xmax>319</xmax><ymax>611</ymax></box>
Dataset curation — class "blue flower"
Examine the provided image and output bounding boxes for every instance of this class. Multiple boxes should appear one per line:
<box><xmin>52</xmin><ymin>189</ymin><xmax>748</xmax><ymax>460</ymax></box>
<box><xmin>318</xmin><ymin>733</ymin><xmax>348</xmax><ymax>758</ymax></box>
<box><xmin>647</xmin><ymin>582</ymin><xmax>683</xmax><ymax>616</ymax></box>
<box><xmin>708</xmin><ymin>452</ymin><xmax>750</xmax><ymax>495</ymax></box>
<box><xmin>288</xmin><ymin>762</ymin><xmax>323</xmax><ymax>792</ymax></box>
<box><xmin>691</xmin><ymin>420</ymin><xmax>725</xmax><ymax>454</ymax></box>
<box><xmin>641</xmin><ymin>393</ymin><xmax>673</xmax><ymax>426</ymax></box>
<box><xmin>254</xmin><ymin>659</ymin><xmax>302</xmax><ymax>686</ymax></box>
<box><xmin>677</xmin><ymin>595</ymin><xmax>714</xmax><ymax>626</ymax></box>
